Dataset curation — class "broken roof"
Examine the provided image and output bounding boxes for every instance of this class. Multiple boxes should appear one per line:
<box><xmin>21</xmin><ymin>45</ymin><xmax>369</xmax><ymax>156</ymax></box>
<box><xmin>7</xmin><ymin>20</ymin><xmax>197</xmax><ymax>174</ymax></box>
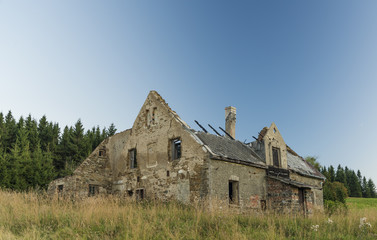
<box><xmin>192</xmin><ymin>131</ymin><xmax>266</xmax><ymax>167</ymax></box>
<box><xmin>190</xmin><ymin>129</ymin><xmax>324</xmax><ymax>180</ymax></box>
<box><xmin>287</xmin><ymin>152</ymin><xmax>325</xmax><ymax>180</ymax></box>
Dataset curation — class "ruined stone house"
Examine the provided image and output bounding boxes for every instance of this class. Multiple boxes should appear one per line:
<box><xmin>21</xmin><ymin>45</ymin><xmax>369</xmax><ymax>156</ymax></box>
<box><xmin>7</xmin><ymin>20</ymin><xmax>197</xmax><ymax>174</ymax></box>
<box><xmin>48</xmin><ymin>91</ymin><xmax>325</xmax><ymax>214</ymax></box>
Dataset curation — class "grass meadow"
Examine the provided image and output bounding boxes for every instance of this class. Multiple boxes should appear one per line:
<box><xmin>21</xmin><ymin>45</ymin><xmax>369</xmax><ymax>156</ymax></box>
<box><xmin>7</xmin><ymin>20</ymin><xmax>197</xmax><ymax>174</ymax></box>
<box><xmin>0</xmin><ymin>190</ymin><xmax>376</xmax><ymax>239</ymax></box>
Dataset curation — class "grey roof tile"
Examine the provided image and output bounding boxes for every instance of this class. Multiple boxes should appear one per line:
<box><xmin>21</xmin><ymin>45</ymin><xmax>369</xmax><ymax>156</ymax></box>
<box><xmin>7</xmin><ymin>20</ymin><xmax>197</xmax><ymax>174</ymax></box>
<box><xmin>193</xmin><ymin>131</ymin><xmax>265</xmax><ymax>166</ymax></box>
<box><xmin>287</xmin><ymin>152</ymin><xmax>325</xmax><ymax>179</ymax></box>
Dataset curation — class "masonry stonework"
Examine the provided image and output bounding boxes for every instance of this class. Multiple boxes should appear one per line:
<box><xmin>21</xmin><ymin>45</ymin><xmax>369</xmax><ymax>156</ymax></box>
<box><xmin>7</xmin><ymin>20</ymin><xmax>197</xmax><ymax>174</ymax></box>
<box><xmin>48</xmin><ymin>90</ymin><xmax>325</xmax><ymax>215</ymax></box>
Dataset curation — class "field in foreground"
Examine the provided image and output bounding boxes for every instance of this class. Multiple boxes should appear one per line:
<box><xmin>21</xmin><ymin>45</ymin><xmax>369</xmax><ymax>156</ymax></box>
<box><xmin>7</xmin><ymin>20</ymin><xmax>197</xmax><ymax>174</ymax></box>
<box><xmin>0</xmin><ymin>191</ymin><xmax>376</xmax><ymax>240</ymax></box>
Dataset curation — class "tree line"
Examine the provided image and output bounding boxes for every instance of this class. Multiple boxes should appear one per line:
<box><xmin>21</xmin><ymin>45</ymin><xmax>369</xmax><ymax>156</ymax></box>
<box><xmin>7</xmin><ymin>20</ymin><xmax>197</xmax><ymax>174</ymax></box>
<box><xmin>306</xmin><ymin>156</ymin><xmax>376</xmax><ymax>204</ymax></box>
<box><xmin>321</xmin><ymin>165</ymin><xmax>377</xmax><ymax>200</ymax></box>
<box><xmin>0</xmin><ymin>111</ymin><xmax>116</xmax><ymax>191</ymax></box>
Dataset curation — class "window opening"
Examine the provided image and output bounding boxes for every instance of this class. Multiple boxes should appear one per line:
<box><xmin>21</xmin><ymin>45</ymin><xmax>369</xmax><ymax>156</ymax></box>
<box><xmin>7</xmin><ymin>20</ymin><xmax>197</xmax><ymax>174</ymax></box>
<box><xmin>171</xmin><ymin>138</ymin><xmax>181</xmax><ymax>160</ymax></box>
<box><xmin>146</xmin><ymin>109</ymin><xmax>150</xmax><ymax>126</ymax></box>
<box><xmin>137</xmin><ymin>176</ymin><xmax>140</xmax><ymax>183</ymax></box>
<box><xmin>228</xmin><ymin>181</ymin><xmax>239</xmax><ymax>204</ymax></box>
<box><xmin>272</xmin><ymin>147</ymin><xmax>280</xmax><ymax>167</ymax></box>
<box><xmin>127</xmin><ymin>190</ymin><xmax>133</xmax><ymax>197</ymax></box>
<box><xmin>152</xmin><ymin>107</ymin><xmax>157</xmax><ymax>123</ymax></box>
<box><xmin>129</xmin><ymin>149</ymin><xmax>137</xmax><ymax>168</ymax></box>
<box><xmin>58</xmin><ymin>184</ymin><xmax>64</xmax><ymax>193</ymax></box>
<box><xmin>88</xmin><ymin>184</ymin><xmax>99</xmax><ymax>197</ymax></box>
<box><xmin>167</xmin><ymin>171</ymin><xmax>170</xmax><ymax>177</ymax></box>
<box><xmin>298</xmin><ymin>188</ymin><xmax>305</xmax><ymax>212</ymax></box>
<box><xmin>261</xmin><ymin>200</ymin><xmax>267</xmax><ymax>211</ymax></box>
<box><xmin>99</xmin><ymin>149</ymin><xmax>106</xmax><ymax>157</ymax></box>
<box><xmin>136</xmin><ymin>189</ymin><xmax>145</xmax><ymax>201</ymax></box>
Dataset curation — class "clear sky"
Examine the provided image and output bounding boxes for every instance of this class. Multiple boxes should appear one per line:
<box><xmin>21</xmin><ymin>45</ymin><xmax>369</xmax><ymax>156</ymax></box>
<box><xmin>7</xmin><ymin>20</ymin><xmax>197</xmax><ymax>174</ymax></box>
<box><xmin>1</xmin><ymin>1</ymin><xmax>377</xmax><ymax>183</ymax></box>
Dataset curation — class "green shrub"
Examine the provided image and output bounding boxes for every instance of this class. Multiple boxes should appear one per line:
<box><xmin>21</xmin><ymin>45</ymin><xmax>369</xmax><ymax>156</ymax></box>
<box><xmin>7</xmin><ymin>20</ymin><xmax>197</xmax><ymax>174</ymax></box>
<box><xmin>325</xmin><ymin>200</ymin><xmax>348</xmax><ymax>216</ymax></box>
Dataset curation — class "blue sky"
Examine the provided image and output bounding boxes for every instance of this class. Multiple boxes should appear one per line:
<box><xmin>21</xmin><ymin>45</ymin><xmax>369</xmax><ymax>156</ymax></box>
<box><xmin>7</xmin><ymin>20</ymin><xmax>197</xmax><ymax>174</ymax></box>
<box><xmin>1</xmin><ymin>1</ymin><xmax>377</xmax><ymax>183</ymax></box>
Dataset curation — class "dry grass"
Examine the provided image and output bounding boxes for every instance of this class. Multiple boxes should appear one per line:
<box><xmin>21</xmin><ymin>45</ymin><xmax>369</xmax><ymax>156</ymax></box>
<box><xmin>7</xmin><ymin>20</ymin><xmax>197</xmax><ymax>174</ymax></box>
<box><xmin>0</xmin><ymin>190</ymin><xmax>376</xmax><ymax>239</ymax></box>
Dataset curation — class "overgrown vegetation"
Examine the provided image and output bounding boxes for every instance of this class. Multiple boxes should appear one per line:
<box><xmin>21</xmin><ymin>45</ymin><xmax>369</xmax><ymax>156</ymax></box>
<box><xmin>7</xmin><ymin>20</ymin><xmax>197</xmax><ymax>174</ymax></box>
<box><xmin>0</xmin><ymin>189</ymin><xmax>376</xmax><ymax>239</ymax></box>
<box><xmin>0</xmin><ymin>111</ymin><xmax>116</xmax><ymax>191</ymax></box>
<box><xmin>306</xmin><ymin>156</ymin><xmax>377</xmax><ymax>215</ymax></box>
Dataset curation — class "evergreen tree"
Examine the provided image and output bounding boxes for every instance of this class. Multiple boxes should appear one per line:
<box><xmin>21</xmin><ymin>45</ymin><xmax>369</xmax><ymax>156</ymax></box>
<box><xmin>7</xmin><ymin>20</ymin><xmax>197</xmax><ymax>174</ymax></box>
<box><xmin>107</xmin><ymin>123</ymin><xmax>117</xmax><ymax>136</ymax></box>
<box><xmin>86</xmin><ymin>128</ymin><xmax>95</xmax><ymax>151</ymax></box>
<box><xmin>321</xmin><ymin>166</ymin><xmax>329</xmax><ymax>180</ymax></box>
<box><xmin>15</xmin><ymin>126</ymin><xmax>34</xmax><ymax>190</ymax></box>
<box><xmin>348</xmin><ymin>170</ymin><xmax>362</xmax><ymax>197</ymax></box>
<box><xmin>0</xmin><ymin>150</ymin><xmax>9</xmax><ymax>188</ymax></box>
<box><xmin>344</xmin><ymin>167</ymin><xmax>352</xmax><ymax>196</ymax></box>
<box><xmin>3</xmin><ymin>111</ymin><xmax>17</xmax><ymax>152</ymax></box>
<box><xmin>328</xmin><ymin>165</ymin><xmax>335</xmax><ymax>182</ymax></box>
<box><xmin>367</xmin><ymin>179</ymin><xmax>377</xmax><ymax>198</ymax></box>
<box><xmin>0</xmin><ymin>111</ymin><xmax>119</xmax><ymax>189</ymax></box>
<box><xmin>38</xmin><ymin>115</ymin><xmax>53</xmax><ymax>152</ymax></box>
<box><xmin>0</xmin><ymin>112</ymin><xmax>4</xmax><ymax>151</ymax></box>
<box><xmin>56</xmin><ymin>126</ymin><xmax>74</xmax><ymax>176</ymax></box>
<box><xmin>70</xmin><ymin>120</ymin><xmax>89</xmax><ymax>165</ymax></box>
<box><xmin>357</xmin><ymin>170</ymin><xmax>362</xmax><ymax>185</ymax></box>
<box><xmin>101</xmin><ymin>127</ymin><xmax>107</xmax><ymax>140</ymax></box>
<box><xmin>16</xmin><ymin>116</ymin><xmax>25</xmax><ymax>133</ymax></box>
<box><xmin>33</xmin><ymin>143</ymin><xmax>55</xmax><ymax>189</ymax></box>
<box><xmin>50</xmin><ymin>122</ymin><xmax>60</xmax><ymax>153</ymax></box>
<box><xmin>362</xmin><ymin>177</ymin><xmax>369</xmax><ymax>198</ymax></box>
<box><xmin>335</xmin><ymin>165</ymin><xmax>347</xmax><ymax>187</ymax></box>
<box><xmin>41</xmin><ymin>149</ymin><xmax>55</xmax><ymax>188</ymax></box>
<box><xmin>25</xmin><ymin>115</ymin><xmax>39</xmax><ymax>152</ymax></box>
<box><xmin>93</xmin><ymin>126</ymin><xmax>102</xmax><ymax>149</ymax></box>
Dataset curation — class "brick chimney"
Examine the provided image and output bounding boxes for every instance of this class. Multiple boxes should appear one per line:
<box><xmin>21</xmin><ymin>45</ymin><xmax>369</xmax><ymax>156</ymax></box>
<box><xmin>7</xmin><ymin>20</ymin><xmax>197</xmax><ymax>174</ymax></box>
<box><xmin>225</xmin><ymin>106</ymin><xmax>236</xmax><ymax>139</ymax></box>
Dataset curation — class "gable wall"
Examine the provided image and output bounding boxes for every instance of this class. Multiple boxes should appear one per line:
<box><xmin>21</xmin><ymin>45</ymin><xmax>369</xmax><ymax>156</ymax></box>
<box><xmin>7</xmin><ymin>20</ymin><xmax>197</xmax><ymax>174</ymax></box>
<box><xmin>263</xmin><ymin>123</ymin><xmax>288</xmax><ymax>169</ymax></box>
<box><xmin>113</xmin><ymin>92</ymin><xmax>209</xmax><ymax>203</ymax></box>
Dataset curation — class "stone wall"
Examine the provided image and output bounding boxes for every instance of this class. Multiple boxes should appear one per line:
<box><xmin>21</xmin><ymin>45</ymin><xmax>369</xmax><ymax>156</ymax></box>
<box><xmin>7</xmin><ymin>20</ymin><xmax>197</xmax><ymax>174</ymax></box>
<box><xmin>112</xmin><ymin>91</ymin><xmax>209</xmax><ymax>203</ymax></box>
<box><xmin>262</xmin><ymin>123</ymin><xmax>288</xmax><ymax>169</ymax></box>
<box><xmin>47</xmin><ymin>90</ymin><xmax>324</xmax><ymax>214</ymax></box>
<box><xmin>208</xmin><ymin>159</ymin><xmax>266</xmax><ymax>211</ymax></box>
<box><xmin>290</xmin><ymin>172</ymin><xmax>324</xmax><ymax>211</ymax></box>
<box><xmin>267</xmin><ymin>178</ymin><xmax>315</xmax><ymax>215</ymax></box>
<box><xmin>48</xmin><ymin>131</ymin><xmax>129</xmax><ymax>198</ymax></box>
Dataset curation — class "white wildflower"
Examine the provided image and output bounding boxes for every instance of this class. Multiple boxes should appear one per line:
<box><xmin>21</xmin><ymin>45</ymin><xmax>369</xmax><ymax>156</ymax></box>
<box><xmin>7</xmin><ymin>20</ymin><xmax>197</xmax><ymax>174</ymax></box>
<box><xmin>326</xmin><ymin>218</ymin><xmax>333</xmax><ymax>224</ymax></box>
<box><xmin>359</xmin><ymin>217</ymin><xmax>372</xmax><ymax>229</ymax></box>
<box><xmin>311</xmin><ymin>225</ymin><xmax>319</xmax><ymax>231</ymax></box>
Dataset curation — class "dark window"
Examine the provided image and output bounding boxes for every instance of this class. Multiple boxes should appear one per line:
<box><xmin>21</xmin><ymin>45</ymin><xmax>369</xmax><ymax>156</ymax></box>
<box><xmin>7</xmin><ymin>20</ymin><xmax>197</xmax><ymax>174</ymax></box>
<box><xmin>272</xmin><ymin>147</ymin><xmax>280</xmax><ymax>167</ymax></box>
<box><xmin>260</xmin><ymin>200</ymin><xmax>266</xmax><ymax>211</ymax></box>
<box><xmin>127</xmin><ymin>190</ymin><xmax>133</xmax><ymax>197</ymax></box>
<box><xmin>58</xmin><ymin>184</ymin><xmax>64</xmax><ymax>193</ymax></box>
<box><xmin>298</xmin><ymin>188</ymin><xmax>305</xmax><ymax>212</ymax></box>
<box><xmin>88</xmin><ymin>184</ymin><xmax>99</xmax><ymax>197</ymax></box>
<box><xmin>152</xmin><ymin>107</ymin><xmax>157</xmax><ymax>123</ymax></box>
<box><xmin>137</xmin><ymin>176</ymin><xmax>140</xmax><ymax>183</ymax></box>
<box><xmin>171</xmin><ymin>138</ymin><xmax>181</xmax><ymax>160</ymax></box>
<box><xmin>167</xmin><ymin>171</ymin><xmax>170</xmax><ymax>177</ymax></box>
<box><xmin>136</xmin><ymin>189</ymin><xmax>145</xmax><ymax>201</ymax></box>
<box><xmin>129</xmin><ymin>149</ymin><xmax>137</xmax><ymax>169</ymax></box>
<box><xmin>99</xmin><ymin>149</ymin><xmax>106</xmax><ymax>157</ymax></box>
<box><xmin>228</xmin><ymin>181</ymin><xmax>239</xmax><ymax>204</ymax></box>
